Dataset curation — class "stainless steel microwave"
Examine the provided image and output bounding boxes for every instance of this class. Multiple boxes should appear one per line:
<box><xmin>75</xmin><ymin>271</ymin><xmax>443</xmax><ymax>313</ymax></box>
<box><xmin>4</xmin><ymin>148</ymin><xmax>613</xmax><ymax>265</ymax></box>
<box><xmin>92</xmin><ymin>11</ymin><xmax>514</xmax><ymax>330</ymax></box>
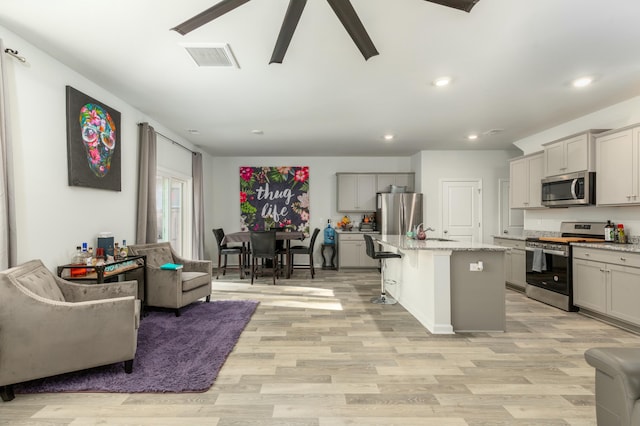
<box><xmin>541</xmin><ymin>171</ymin><xmax>595</xmax><ymax>207</ymax></box>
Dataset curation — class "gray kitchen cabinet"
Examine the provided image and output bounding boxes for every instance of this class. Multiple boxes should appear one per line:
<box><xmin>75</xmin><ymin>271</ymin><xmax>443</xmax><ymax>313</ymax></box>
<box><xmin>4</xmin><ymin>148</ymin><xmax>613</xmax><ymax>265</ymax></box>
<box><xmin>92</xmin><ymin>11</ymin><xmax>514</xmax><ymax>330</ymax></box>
<box><xmin>573</xmin><ymin>247</ymin><xmax>640</xmax><ymax>327</ymax></box>
<box><xmin>337</xmin><ymin>232</ymin><xmax>379</xmax><ymax>269</ymax></box>
<box><xmin>543</xmin><ymin>130</ymin><xmax>605</xmax><ymax>177</ymax></box>
<box><xmin>595</xmin><ymin>125</ymin><xmax>640</xmax><ymax>205</ymax></box>
<box><xmin>493</xmin><ymin>238</ymin><xmax>526</xmax><ymax>291</ymax></box>
<box><xmin>509</xmin><ymin>152</ymin><xmax>544</xmax><ymax>209</ymax></box>
<box><xmin>376</xmin><ymin>173</ymin><xmax>415</xmax><ymax>193</ymax></box>
<box><xmin>337</xmin><ymin>173</ymin><xmax>376</xmax><ymax>212</ymax></box>
<box><xmin>573</xmin><ymin>257</ymin><xmax>607</xmax><ymax>314</ymax></box>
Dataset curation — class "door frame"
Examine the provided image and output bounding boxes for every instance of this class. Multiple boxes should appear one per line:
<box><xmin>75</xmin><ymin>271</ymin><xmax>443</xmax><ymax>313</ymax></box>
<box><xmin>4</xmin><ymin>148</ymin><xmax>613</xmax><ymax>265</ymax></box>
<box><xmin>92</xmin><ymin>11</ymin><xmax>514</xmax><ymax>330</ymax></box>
<box><xmin>498</xmin><ymin>178</ymin><xmax>524</xmax><ymax>237</ymax></box>
<box><xmin>438</xmin><ymin>178</ymin><xmax>483</xmax><ymax>243</ymax></box>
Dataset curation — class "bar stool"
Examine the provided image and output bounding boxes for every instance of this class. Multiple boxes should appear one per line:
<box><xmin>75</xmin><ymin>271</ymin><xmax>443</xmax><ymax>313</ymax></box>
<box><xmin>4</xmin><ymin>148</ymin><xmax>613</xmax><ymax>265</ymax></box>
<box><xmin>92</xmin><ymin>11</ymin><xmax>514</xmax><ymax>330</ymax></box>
<box><xmin>363</xmin><ymin>234</ymin><xmax>402</xmax><ymax>305</ymax></box>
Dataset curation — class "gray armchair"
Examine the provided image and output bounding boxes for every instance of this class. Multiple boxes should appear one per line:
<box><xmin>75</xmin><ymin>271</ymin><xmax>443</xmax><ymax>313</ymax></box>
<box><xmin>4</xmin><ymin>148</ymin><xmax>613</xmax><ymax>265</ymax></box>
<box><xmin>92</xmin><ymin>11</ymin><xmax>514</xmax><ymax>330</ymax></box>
<box><xmin>127</xmin><ymin>242</ymin><xmax>212</xmax><ymax>316</ymax></box>
<box><xmin>585</xmin><ymin>347</ymin><xmax>640</xmax><ymax>425</ymax></box>
<box><xmin>0</xmin><ymin>259</ymin><xmax>139</xmax><ymax>402</ymax></box>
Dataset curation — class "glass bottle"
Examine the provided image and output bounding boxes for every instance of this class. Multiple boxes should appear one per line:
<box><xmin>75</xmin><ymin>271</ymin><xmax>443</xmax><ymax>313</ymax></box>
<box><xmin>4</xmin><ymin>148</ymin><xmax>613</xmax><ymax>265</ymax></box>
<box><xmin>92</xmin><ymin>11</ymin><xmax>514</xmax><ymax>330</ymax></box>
<box><xmin>617</xmin><ymin>224</ymin><xmax>626</xmax><ymax>244</ymax></box>
<box><xmin>120</xmin><ymin>240</ymin><xmax>128</xmax><ymax>258</ymax></box>
<box><xmin>71</xmin><ymin>245</ymin><xmax>87</xmax><ymax>277</ymax></box>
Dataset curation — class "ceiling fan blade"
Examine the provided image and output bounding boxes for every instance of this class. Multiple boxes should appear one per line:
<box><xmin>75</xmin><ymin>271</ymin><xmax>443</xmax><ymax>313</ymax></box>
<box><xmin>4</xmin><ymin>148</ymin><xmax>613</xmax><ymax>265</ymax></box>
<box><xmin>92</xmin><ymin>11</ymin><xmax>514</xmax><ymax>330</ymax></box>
<box><xmin>270</xmin><ymin>0</ymin><xmax>308</xmax><ymax>64</ymax></box>
<box><xmin>326</xmin><ymin>0</ymin><xmax>379</xmax><ymax>61</ymax></box>
<box><xmin>171</xmin><ymin>0</ymin><xmax>251</xmax><ymax>35</ymax></box>
<box><xmin>424</xmin><ymin>0</ymin><xmax>480</xmax><ymax>13</ymax></box>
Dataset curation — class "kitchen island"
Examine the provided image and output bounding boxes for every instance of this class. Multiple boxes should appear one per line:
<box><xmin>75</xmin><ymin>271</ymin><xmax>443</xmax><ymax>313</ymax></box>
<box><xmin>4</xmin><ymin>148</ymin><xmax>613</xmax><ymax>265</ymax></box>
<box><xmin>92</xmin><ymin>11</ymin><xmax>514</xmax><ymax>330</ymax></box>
<box><xmin>373</xmin><ymin>235</ymin><xmax>508</xmax><ymax>334</ymax></box>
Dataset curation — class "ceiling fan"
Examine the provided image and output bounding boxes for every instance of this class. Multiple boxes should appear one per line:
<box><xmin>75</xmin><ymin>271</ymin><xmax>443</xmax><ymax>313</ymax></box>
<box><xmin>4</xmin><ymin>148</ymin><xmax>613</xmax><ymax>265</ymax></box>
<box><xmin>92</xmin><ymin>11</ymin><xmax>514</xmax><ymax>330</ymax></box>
<box><xmin>171</xmin><ymin>0</ymin><xmax>480</xmax><ymax>64</ymax></box>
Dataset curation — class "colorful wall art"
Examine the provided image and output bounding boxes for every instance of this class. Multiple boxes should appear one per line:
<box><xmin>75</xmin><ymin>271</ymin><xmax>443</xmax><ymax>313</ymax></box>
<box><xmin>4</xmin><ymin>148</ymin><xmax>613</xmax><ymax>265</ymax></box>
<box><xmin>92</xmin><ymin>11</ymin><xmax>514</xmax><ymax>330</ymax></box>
<box><xmin>66</xmin><ymin>86</ymin><xmax>121</xmax><ymax>191</ymax></box>
<box><xmin>239</xmin><ymin>166</ymin><xmax>310</xmax><ymax>234</ymax></box>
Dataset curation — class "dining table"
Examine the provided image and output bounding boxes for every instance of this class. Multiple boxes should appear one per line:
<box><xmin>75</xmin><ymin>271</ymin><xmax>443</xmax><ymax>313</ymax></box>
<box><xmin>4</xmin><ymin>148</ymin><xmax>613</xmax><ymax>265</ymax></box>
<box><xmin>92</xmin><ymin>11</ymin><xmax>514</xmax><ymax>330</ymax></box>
<box><xmin>222</xmin><ymin>231</ymin><xmax>306</xmax><ymax>279</ymax></box>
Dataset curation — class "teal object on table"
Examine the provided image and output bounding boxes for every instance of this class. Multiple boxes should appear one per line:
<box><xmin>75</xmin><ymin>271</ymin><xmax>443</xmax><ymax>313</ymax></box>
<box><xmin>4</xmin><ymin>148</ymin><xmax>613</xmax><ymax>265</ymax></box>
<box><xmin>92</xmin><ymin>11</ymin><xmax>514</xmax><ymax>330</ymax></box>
<box><xmin>160</xmin><ymin>263</ymin><xmax>183</xmax><ymax>270</ymax></box>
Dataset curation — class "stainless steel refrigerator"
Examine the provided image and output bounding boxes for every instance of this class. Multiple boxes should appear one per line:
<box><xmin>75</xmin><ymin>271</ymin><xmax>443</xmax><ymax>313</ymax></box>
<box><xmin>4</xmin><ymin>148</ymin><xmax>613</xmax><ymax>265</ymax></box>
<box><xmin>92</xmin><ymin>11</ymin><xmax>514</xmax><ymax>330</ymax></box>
<box><xmin>376</xmin><ymin>192</ymin><xmax>423</xmax><ymax>235</ymax></box>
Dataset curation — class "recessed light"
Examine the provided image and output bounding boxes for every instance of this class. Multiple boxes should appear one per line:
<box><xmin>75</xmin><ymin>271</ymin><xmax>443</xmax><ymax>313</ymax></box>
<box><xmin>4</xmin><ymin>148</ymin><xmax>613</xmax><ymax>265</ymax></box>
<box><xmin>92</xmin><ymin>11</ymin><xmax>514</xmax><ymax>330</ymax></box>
<box><xmin>187</xmin><ymin>129</ymin><xmax>200</xmax><ymax>135</ymax></box>
<box><xmin>251</xmin><ymin>129</ymin><xmax>264</xmax><ymax>135</ymax></box>
<box><xmin>433</xmin><ymin>77</ymin><xmax>452</xmax><ymax>87</ymax></box>
<box><xmin>383</xmin><ymin>134</ymin><xmax>395</xmax><ymax>141</ymax></box>
<box><xmin>572</xmin><ymin>76</ymin><xmax>593</xmax><ymax>88</ymax></box>
<box><xmin>467</xmin><ymin>134</ymin><xmax>479</xmax><ymax>141</ymax></box>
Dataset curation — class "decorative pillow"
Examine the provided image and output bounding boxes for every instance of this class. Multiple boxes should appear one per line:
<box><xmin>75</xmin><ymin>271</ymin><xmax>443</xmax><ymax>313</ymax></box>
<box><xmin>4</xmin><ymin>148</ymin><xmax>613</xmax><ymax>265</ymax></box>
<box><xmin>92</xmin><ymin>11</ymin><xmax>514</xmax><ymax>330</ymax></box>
<box><xmin>14</xmin><ymin>264</ymin><xmax>65</xmax><ymax>302</ymax></box>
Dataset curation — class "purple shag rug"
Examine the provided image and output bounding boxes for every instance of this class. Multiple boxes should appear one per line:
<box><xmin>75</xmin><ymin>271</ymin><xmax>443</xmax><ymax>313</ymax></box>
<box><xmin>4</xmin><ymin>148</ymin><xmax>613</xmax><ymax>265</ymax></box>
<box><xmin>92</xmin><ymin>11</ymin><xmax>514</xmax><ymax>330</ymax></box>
<box><xmin>14</xmin><ymin>300</ymin><xmax>258</xmax><ymax>394</ymax></box>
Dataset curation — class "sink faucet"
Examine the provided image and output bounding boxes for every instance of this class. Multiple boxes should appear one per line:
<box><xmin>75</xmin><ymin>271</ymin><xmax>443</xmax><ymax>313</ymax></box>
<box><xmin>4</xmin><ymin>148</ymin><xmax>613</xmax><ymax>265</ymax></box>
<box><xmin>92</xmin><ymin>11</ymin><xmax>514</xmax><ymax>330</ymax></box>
<box><xmin>424</xmin><ymin>226</ymin><xmax>435</xmax><ymax>232</ymax></box>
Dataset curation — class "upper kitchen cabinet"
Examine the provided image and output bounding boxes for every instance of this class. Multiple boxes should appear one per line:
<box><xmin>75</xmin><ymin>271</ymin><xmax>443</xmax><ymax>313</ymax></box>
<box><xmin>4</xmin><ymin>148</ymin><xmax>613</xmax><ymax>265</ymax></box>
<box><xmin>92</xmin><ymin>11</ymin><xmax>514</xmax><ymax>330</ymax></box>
<box><xmin>543</xmin><ymin>130</ymin><xmax>607</xmax><ymax>177</ymax></box>
<box><xmin>510</xmin><ymin>152</ymin><xmax>545</xmax><ymax>209</ymax></box>
<box><xmin>337</xmin><ymin>173</ymin><xmax>377</xmax><ymax>212</ymax></box>
<box><xmin>596</xmin><ymin>125</ymin><xmax>640</xmax><ymax>205</ymax></box>
<box><xmin>376</xmin><ymin>173</ymin><xmax>415</xmax><ymax>193</ymax></box>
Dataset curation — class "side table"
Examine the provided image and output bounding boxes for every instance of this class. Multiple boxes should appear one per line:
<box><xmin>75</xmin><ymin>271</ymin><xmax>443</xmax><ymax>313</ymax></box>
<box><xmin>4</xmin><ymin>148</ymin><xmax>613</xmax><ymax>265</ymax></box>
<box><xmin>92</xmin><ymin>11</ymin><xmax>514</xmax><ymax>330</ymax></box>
<box><xmin>321</xmin><ymin>243</ymin><xmax>337</xmax><ymax>270</ymax></box>
<box><xmin>57</xmin><ymin>255</ymin><xmax>147</xmax><ymax>311</ymax></box>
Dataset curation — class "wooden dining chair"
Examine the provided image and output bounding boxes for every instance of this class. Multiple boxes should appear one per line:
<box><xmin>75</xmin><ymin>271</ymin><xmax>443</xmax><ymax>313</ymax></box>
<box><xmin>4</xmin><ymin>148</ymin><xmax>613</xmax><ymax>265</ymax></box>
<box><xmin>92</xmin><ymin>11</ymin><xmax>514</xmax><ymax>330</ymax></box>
<box><xmin>288</xmin><ymin>228</ymin><xmax>320</xmax><ymax>278</ymax></box>
<box><xmin>212</xmin><ymin>228</ymin><xmax>245</xmax><ymax>279</ymax></box>
<box><xmin>249</xmin><ymin>231</ymin><xmax>280</xmax><ymax>285</ymax></box>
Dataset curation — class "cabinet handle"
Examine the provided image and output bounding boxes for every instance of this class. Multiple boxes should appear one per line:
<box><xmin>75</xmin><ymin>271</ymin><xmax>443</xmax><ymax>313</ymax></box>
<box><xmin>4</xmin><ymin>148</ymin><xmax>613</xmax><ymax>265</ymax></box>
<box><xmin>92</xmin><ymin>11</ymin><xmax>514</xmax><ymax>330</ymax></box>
<box><xmin>620</xmin><ymin>257</ymin><xmax>627</xmax><ymax>262</ymax></box>
<box><xmin>584</xmin><ymin>253</ymin><xmax>590</xmax><ymax>256</ymax></box>
<box><xmin>599</xmin><ymin>268</ymin><xmax>606</xmax><ymax>272</ymax></box>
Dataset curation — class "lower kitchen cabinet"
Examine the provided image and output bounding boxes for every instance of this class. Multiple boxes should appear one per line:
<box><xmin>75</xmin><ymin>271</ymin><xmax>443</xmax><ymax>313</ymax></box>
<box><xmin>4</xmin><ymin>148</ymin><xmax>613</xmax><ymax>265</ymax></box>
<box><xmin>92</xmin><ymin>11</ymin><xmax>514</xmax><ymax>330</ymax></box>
<box><xmin>493</xmin><ymin>237</ymin><xmax>526</xmax><ymax>291</ymax></box>
<box><xmin>338</xmin><ymin>232</ymin><xmax>379</xmax><ymax>269</ymax></box>
<box><xmin>573</xmin><ymin>247</ymin><xmax>640</xmax><ymax>327</ymax></box>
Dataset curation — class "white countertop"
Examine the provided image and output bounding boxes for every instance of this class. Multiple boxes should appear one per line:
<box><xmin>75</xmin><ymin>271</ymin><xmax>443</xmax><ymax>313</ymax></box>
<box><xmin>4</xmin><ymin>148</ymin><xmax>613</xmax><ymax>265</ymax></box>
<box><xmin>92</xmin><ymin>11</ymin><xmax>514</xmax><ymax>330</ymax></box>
<box><xmin>374</xmin><ymin>234</ymin><xmax>509</xmax><ymax>252</ymax></box>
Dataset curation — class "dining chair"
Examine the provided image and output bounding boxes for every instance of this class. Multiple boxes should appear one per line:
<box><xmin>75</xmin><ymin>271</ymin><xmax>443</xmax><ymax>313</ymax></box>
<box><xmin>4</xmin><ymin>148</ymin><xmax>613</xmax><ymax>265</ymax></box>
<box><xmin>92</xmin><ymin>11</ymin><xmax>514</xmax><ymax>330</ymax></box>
<box><xmin>363</xmin><ymin>234</ymin><xmax>401</xmax><ymax>305</ymax></box>
<box><xmin>288</xmin><ymin>228</ymin><xmax>320</xmax><ymax>279</ymax></box>
<box><xmin>212</xmin><ymin>228</ymin><xmax>245</xmax><ymax>279</ymax></box>
<box><xmin>249</xmin><ymin>231</ymin><xmax>280</xmax><ymax>285</ymax></box>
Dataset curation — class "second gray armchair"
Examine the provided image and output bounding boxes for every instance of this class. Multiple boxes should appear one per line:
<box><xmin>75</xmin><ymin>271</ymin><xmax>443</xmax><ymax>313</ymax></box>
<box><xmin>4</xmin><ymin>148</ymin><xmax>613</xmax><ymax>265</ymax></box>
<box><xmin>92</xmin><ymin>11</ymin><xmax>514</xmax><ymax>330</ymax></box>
<box><xmin>127</xmin><ymin>242</ymin><xmax>212</xmax><ymax>316</ymax></box>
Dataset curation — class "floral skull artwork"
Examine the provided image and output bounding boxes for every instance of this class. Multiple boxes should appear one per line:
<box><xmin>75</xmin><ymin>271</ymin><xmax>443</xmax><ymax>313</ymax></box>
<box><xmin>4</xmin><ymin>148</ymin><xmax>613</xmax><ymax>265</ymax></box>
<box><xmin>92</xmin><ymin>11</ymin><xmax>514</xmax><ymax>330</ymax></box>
<box><xmin>79</xmin><ymin>103</ymin><xmax>116</xmax><ymax>178</ymax></box>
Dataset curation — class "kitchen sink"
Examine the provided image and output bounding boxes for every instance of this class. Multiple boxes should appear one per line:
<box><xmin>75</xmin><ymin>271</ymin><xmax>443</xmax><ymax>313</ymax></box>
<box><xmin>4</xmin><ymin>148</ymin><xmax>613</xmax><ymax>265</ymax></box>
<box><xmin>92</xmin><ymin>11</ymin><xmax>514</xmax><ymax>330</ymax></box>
<box><xmin>424</xmin><ymin>238</ymin><xmax>454</xmax><ymax>242</ymax></box>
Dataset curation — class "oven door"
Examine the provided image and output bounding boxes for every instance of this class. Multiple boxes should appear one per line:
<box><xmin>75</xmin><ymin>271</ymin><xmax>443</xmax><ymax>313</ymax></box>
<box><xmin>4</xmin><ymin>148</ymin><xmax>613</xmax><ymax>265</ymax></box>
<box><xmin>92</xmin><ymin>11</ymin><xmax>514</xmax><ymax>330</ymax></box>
<box><xmin>525</xmin><ymin>247</ymin><xmax>569</xmax><ymax>295</ymax></box>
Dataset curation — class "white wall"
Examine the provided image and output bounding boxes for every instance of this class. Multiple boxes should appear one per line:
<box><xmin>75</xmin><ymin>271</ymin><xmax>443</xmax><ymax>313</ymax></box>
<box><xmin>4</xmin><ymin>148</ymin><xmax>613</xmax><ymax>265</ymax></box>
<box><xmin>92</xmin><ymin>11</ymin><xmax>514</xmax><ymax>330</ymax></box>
<box><xmin>511</xmin><ymin>95</ymin><xmax>640</xmax><ymax>235</ymax></box>
<box><xmin>514</xmin><ymin>96</ymin><xmax>640</xmax><ymax>156</ymax></box>
<box><xmin>207</xmin><ymin>156</ymin><xmax>412</xmax><ymax>263</ymax></box>
<box><xmin>415</xmin><ymin>150</ymin><xmax>517</xmax><ymax>242</ymax></box>
<box><xmin>2</xmin><ymin>26</ymin><xmax>208</xmax><ymax>270</ymax></box>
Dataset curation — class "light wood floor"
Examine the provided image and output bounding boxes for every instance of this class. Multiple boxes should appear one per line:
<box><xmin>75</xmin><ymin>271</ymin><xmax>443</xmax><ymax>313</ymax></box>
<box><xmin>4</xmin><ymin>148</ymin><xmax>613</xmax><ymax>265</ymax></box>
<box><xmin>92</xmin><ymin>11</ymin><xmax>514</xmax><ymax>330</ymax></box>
<box><xmin>3</xmin><ymin>268</ymin><xmax>640</xmax><ymax>425</ymax></box>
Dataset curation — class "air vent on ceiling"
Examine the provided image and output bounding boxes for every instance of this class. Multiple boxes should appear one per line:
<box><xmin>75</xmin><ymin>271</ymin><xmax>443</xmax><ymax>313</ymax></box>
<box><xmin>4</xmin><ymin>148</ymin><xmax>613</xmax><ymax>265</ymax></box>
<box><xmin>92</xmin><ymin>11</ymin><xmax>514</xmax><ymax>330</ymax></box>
<box><xmin>182</xmin><ymin>43</ymin><xmax>239</xmax><ymax>68</ymax></box>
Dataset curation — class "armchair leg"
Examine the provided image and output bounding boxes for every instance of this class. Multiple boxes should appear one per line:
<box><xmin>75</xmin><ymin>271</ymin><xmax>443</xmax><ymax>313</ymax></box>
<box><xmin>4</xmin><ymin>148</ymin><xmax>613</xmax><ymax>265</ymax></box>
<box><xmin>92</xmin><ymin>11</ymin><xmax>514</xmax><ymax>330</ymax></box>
<box><xmin>1</xmin><ymin>385</ymin><xmax>15</xmax><ymax>402</ymax></box>
<box><xmin>205</xmin><ymin>295</ymin><xmax>211</xmax><ymax>302</ymax></box>
<box><xmin>175</xmin><ymin>308</ymin><xmax>181</xmax><ymax>317</ymax></box>
<box><xmin>124</xmin><ymin>360</ymin><xmax>133</xmax><ymax>374</ymax></box>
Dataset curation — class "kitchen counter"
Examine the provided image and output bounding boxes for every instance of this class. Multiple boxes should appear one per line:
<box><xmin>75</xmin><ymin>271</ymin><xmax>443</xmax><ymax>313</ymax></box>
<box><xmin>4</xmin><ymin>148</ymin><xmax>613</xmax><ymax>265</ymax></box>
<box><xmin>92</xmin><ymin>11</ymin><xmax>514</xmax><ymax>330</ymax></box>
<box><xmin>383</xmin><ymin>235</ymin><xmax>509</xmax><ymax>251</ymax></box>
<box><xmin>374</xmin><ymin>234</ymin><xmax>506</xmax><ymax>334</ymax></box>
<box><xmin>571</xmin><ymin>242</ymin><xmax>640</xmax><ymax>253</ymax></box>
<box><xmin>492</xmin><ymin>234</ymin><xmax>528</xmax><ymax>241</ymax></box>
<box><xmin>335</xmin><ymin>229</ymin><xmax>380</xmax><ymax>234</ymax></box>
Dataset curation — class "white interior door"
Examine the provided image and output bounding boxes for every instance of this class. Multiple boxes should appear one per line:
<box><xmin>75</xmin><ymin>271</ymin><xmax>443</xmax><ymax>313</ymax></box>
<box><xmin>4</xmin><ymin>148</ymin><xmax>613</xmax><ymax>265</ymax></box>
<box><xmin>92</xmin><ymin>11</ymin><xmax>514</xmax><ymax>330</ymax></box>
<box><xmin>498</xmin><ymin>179</ymin><xmax>524</xmax><ymax>236</ymax></box>
<box><xmin>440</xmin><ymin>179</ymin><xmax>482</xmax><ymax>243</ymax></box>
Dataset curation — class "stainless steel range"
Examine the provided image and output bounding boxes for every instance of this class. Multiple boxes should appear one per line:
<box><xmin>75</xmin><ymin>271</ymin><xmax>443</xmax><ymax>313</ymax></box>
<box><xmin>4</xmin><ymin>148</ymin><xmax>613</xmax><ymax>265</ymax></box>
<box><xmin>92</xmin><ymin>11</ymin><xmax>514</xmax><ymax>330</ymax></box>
<box><xmin>525</xmin><ymin>221</ymin><xmax>606</xmax><ymax>311</ymax></box>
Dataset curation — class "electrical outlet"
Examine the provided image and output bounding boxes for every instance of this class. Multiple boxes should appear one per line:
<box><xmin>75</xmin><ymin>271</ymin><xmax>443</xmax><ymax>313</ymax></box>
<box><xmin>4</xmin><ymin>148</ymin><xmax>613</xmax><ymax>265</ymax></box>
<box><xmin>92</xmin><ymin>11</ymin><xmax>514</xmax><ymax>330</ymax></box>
<box><xmin>469</xmin><ymin>263</ymin><xmax>479</xmax><ymax>271</ymax></box>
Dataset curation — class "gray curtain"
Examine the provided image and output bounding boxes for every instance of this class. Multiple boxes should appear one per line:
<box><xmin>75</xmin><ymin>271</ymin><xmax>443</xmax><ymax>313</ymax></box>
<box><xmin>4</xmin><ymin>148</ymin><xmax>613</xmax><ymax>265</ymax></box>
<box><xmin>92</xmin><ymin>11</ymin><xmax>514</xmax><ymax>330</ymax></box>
<box><xmin>0</xmin><ymin>40</ymin><xmax>17</xmax><ymax>269</ymax></box>
<box><xmin>192</xmin><ymin>152</ymin><xmax>205</xmax><ymax>259</ymax></box>
<box><xmin>136</xmin><ymin>122</ymin><xmax>157</xmax><ymax>244</ymax></box>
